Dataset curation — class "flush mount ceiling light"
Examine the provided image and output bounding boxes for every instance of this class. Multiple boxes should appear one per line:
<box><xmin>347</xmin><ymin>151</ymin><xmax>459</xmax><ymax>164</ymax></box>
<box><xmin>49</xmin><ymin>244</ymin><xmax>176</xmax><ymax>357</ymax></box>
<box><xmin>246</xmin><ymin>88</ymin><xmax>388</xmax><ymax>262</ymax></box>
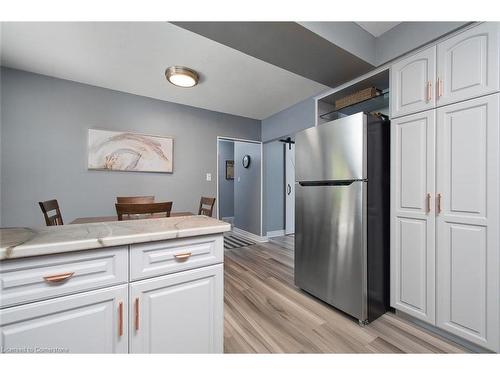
<box><xmin>165</xmin><ymin>66</ymin><xmax>199</xmax><ymax>88</ymax></box>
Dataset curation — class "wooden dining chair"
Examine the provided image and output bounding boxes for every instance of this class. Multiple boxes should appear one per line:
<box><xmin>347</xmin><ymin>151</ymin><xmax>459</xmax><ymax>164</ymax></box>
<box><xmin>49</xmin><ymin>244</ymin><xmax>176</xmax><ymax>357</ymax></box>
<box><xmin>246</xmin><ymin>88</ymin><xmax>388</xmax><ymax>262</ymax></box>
<box><xmin>198</xmin><ymin>197</ymin><xmax>216</xmax><ymax>217</ymax></box>
<box><xmin>116</xmin><ymin>196</ymin><xmax>155</xmax><ymax>204</ymax></box>
<box><xmin>115</xmin><ymin>202</ymin><xmax>173</xmax><ymax>221</ymax></box>
<box><xmin>39</xmin><ymin>199</ymin><xmax>64</xmax><ymax>226</ymax></box>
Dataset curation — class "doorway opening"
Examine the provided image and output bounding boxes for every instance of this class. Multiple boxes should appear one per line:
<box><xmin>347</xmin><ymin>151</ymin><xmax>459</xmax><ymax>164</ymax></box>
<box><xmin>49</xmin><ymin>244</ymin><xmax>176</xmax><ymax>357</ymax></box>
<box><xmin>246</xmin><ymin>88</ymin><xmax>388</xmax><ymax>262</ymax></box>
<box><xmin>216</xmin><ymin>137</ymin><xmax>263</xmax><ymax>243</ymax></box>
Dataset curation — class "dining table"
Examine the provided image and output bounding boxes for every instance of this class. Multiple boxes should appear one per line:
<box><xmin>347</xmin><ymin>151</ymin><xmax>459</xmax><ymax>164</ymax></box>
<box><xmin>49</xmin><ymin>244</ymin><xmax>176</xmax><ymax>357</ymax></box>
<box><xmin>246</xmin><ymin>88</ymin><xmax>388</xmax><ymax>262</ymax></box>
<box><xmin>70</xmin><ymin>211</ymin><xmax>194</xmax><ymax>224</ymax></box>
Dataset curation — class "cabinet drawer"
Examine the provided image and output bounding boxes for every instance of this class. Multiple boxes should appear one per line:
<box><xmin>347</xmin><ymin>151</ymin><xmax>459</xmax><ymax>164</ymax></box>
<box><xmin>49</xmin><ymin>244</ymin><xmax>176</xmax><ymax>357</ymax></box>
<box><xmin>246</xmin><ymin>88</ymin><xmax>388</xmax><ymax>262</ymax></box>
<box><xmin>0</xmin><ymin>247</ymin><xmax>128</xmax><ymax>308</ymax></box>
<box><xmin>130</xmin><ymin>234</ymin><xmax>223</xmax><ymax>281</ymax></box>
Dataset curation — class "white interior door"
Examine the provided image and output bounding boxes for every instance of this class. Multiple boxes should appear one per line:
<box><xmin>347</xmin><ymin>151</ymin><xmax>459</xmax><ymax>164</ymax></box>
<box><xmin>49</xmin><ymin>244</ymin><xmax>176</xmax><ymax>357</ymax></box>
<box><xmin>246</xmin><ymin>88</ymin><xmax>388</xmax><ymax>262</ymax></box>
<box><xmin>285</xmin><ymin>143</ymin><xmax>295</xmax><ymax>235</ymax></box>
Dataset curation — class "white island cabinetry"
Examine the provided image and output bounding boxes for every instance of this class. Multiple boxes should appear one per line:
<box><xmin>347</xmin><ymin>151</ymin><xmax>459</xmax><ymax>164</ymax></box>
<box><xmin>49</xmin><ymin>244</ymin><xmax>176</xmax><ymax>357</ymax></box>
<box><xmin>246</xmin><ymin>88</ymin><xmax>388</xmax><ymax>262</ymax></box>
<box><xmin>0</xmin><ymin>216</ymin><xmax>229</xmax><ymax>354</ymax></box>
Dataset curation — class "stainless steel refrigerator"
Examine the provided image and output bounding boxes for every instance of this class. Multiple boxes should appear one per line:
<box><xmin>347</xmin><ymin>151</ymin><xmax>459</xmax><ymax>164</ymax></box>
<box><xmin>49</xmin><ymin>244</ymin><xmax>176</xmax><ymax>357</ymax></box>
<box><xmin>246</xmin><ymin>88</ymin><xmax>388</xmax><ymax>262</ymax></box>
<box><xmin>294</xmin><ymin>112</ymin><xmax>390</xmax><ymax>324</ymax></box>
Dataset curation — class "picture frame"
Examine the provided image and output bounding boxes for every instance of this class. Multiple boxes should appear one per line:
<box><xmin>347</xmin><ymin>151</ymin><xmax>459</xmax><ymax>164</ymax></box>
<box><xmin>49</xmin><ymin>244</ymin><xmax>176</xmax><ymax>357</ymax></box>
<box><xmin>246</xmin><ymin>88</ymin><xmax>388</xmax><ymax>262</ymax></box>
<box><xmin>225</xmin><ymin>160</ymin><xmax>234</xmax><ymax>180</ymax></box>
<box><xmin>87</xmin><ymin>128</ymin><xmax>174</xmax><ymax>173</ymax></box>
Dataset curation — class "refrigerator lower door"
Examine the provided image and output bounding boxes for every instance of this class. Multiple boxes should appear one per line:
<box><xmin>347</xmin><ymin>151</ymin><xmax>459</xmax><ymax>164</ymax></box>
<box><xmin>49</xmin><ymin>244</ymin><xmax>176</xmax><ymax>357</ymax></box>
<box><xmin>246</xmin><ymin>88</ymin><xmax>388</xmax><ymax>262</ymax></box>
<box><xmin>295</xmin><ymin>180</ymin><xmax>367</xmax><ymax>321</ymax></box>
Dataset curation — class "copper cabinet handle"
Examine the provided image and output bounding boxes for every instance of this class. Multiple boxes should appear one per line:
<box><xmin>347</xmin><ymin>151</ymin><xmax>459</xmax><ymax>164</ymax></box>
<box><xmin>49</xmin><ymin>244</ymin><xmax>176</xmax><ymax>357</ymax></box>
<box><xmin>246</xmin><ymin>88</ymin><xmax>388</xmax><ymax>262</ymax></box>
<box><xmin>437</xmin><ymin>78</ymin><xmax>443</xmax><ymax>98</ymax></box>
<box><xmin>437</xmin><ymin>193</ymin><xmax>442</xmax><ymax>214</ymax></box>
<box><xmin>426</xmin><ymin>193</ymin><xmax>431</xmax><ymax>213</ymax></box>
<box><xmin>43</xmin><ymin>272</ymin><xmax>74</xmax><ymax>283</ymax></box>
<box><xmin>427</xmin><ymin>81</ymin><xmax>432</xmax><ymax>101</ymax></box>
<box><xmin>174</xmin><ymin>252</ymin><xmax>192</xmax><ymax>260</ymax></box>
<box><xmin>134</xmin><ymin>298</ymin><xmax>140</xmax><ymax>331</ymax></box>
<box><xmin>118</xmin><ymin>302</ymin><xmax>123</xmax><ymax>337</ymax></box>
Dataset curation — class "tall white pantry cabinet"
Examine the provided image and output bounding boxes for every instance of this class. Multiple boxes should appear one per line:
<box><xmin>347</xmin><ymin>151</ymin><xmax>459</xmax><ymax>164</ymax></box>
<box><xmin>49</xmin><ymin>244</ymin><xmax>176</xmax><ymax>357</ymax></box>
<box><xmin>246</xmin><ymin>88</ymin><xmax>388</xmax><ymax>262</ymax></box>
<box><xmin>390</xmin><ymin>22</ymin><xmax>500</xmax><ymax>352</ymax></box>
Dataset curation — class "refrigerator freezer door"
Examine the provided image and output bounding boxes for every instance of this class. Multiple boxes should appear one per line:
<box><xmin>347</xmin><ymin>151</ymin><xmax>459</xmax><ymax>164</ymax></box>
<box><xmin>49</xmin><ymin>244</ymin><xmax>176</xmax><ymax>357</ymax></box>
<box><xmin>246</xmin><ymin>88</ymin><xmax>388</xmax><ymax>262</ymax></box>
<box><xmin>295</xmin><ymin>181</ymin><xmax>367</xmax><ymax>321</ymax></box>
<box><xmin>295</xmin><ymin>113</ymin><xmax>367</xmax><ymax>182</ymax></box>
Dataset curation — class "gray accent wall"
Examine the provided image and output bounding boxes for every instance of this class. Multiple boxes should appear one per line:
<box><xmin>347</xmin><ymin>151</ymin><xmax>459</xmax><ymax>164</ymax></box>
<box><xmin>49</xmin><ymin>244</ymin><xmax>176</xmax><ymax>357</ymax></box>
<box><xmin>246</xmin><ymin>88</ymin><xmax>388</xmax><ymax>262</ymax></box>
<box><xmin>234</xmin><ymin>141</ymin><xmax>261</xmax><ymax>236</ymax></box>
<box><xmin>298</xmin><ymin>22</ymin><xmax>377</xmax><ymax>66</ymax></box>
<box><xmin>261</xmin><ymin>97</ymin><xmax>316</xmax><ymax>142</ymax></box>
<box><xmin>261</xmin><ymin>98</ymin><xmax>315</xmax><ymax>234</ymax></box>
<box><xmin>0</xmin><ymin>68</ymin><xmax>260</xmax><ymax>227</ymax></box>
<box><xmin>375</xmin><ymin>22</ymin><xmax>469</xmax><ymax>65</ymax></box>
<box><xmin>218</xmin><ymin>140</ymin><xmax>234</xmax><ymax>218</ymax></box>
<box><xmin>264</xmin><ymin>141</ymin><xmax>284</xmax><ymax>233</ymax></box>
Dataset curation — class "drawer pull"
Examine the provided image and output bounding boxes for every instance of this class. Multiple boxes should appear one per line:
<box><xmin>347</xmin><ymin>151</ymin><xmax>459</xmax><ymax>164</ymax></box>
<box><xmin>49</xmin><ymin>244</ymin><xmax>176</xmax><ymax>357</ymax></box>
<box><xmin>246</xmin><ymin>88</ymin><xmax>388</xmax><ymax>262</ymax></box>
<box><xmin>43</xmin><ymin>272</ymin><xmax>75</xmax><ymax>283</ymax></box>
<box><xmin>118</xmin><ymin>302</ymin><xmax>123</xmax><ymax>337</ymax></box>
<box><xmin>426</xmin><ymin>193</ymin><xmax>431</xmax><ymax>213</ymax></box>
<box><xmin>135</xmin><ymin>298</ymin><xmax>140</xmax><ymax>331</ymax></box>
<box><xmin>174</xmin><ymin>252</ymin><xmax>192</xmax><ymax>261</ymax></box>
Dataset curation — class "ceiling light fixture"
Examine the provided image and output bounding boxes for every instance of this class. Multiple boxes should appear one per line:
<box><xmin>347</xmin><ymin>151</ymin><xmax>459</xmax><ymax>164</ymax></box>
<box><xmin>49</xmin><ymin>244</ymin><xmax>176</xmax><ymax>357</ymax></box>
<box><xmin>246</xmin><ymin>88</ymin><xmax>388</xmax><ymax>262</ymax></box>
<box><xmin>165</xmin><ymin>66</ymin><xmax>199</xmax><ymax>88</ymax></box>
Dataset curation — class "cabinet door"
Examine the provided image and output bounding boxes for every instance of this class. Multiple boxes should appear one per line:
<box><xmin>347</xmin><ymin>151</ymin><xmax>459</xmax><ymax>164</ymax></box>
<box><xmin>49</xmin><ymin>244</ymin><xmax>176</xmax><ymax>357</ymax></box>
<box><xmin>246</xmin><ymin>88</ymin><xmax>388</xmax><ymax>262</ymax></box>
<box><xmin>436</xmin><ymin>94</ymin><xmax>499</xmax><ymax>352</ymax></box>
<box><xmin>0</xmin><ymin>285</ymin><xmax>128</xmax><ymax>353</ymax></box>
<box><xmin>437</xmin><ymin>23</ymin><xmax>499</xmax><ymax>107</ymax></box>
<box><xmin>391</xmin><ymin>47</ymin><xmax>436</xmax><ymax>118</ymax></box>
<box><xmin>390</xmin><ymin>110</ymin><xmax>436</xmax><ymax>324</ymax></box>
<box><xmin>129</xmin><ymin>264</ymin><xmax>223</xmax><ymax>353</ymax></box>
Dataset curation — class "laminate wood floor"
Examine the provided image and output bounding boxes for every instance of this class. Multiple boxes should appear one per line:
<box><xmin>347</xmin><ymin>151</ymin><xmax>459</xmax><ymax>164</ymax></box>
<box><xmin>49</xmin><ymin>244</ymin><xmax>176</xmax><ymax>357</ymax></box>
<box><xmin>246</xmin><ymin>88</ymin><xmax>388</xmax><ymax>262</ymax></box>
<box><xmin>223</xmin><ymin>236</ymin><xmax>469</xmax><ymax>353</ymax></box>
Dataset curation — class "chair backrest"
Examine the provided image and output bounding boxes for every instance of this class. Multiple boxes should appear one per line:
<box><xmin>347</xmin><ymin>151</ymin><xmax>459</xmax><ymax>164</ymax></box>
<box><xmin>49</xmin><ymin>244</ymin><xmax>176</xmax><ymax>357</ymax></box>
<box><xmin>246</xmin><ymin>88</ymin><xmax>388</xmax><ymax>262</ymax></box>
<box><xmin>116</xmin><ymin>196</ymin><xmax>155</xmax><ymax>204</ymax></box>
<box><xmin>39</xmin><ymin>199</ymin><xmax>64</xmax><ymax>226</ymax></box>
<box><xmin>115</xmin><ymin>202</ymin><xmax>173</xmax><ymax>221</ymax></box>
<box><xmin>198</xmin><ymin>197</ymin><xmax>216</xmax><ymax>217</ymax></box>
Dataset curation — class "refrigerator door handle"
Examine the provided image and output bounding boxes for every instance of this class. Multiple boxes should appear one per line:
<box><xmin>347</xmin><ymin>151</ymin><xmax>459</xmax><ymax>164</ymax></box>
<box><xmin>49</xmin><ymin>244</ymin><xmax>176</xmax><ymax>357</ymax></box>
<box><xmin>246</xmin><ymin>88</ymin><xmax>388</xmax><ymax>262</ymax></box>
<box><xmin>298</xmin><ymin>179</ymin><xmax>365</xmax><ymax>187</ymax></box>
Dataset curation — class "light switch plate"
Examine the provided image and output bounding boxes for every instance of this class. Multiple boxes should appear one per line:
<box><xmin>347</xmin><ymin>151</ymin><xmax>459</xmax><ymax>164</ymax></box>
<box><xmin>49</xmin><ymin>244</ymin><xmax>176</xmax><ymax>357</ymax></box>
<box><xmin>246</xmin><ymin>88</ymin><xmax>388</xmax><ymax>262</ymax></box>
<box><xmin>206</xmin><ymin>173</ymin><xmax>212</xmax><ymax>181</ymax></box>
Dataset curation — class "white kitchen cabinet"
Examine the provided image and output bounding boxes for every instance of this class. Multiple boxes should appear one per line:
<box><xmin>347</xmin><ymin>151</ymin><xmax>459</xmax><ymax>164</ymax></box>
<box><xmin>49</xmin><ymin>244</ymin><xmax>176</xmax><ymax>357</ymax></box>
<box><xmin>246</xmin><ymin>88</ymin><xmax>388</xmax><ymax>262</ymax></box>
<box><xmin>129</xmin><ymin>264</ymin><xmax>223</xmax><ymax>353</ymax></box>
<box><xmin>390</xmin><ymin>110</ymin><xmax>436</xmax><ymax>324</ymax></box>
<box><xmin>0</xmin><ymin>284</ymin><xmax>128</xmax><ymax>353</ymax></box>
<box><xmin>437</xmin><ymin>23</ymin><xmax>499</xmax><ymax>107</ymax></box>
<box><xmin>391</xmin><ymin>47</ymin><xmax>436</xmax><ymax>118</ymax></box>
<box><xmin>435</xmin><ymin>94</ymin><xmax>499</xmax><ymax>351</ymax></box>
<box><xmin>391</xmin><ymin>94</ymin><xmax>500</xmax><ymax>352</ymax></box>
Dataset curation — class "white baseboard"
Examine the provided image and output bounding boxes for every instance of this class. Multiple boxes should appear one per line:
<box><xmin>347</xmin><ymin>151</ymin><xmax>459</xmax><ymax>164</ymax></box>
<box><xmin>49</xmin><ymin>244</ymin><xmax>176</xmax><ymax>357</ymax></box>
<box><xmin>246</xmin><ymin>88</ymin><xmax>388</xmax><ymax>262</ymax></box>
<box><xmin>232</xmin><ymin>227</ymin><xmax>268</xmax><ymax>243</ymax></box>
<box><xmin>266</xmin><ymin>229</ymin><xmax>285</xmax><ymax>238</ymax></box>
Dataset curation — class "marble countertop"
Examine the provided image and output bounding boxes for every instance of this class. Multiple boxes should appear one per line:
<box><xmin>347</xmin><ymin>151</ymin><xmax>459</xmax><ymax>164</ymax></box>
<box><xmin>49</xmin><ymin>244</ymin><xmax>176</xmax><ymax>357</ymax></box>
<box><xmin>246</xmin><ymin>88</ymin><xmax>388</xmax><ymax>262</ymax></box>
<box><xmin>0</xmin><ymin>215</ymin><xmax>231</xmax><ymax>260</ymax></box>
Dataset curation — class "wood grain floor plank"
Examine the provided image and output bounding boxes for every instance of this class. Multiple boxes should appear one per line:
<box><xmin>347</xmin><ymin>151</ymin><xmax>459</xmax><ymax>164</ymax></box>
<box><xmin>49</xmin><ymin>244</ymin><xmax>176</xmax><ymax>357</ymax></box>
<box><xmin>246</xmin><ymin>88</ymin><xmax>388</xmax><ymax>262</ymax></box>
<box><xmin>224</xmin><ymin>236</ymin><xmax>469</xmax><ymax>354</ymax></box>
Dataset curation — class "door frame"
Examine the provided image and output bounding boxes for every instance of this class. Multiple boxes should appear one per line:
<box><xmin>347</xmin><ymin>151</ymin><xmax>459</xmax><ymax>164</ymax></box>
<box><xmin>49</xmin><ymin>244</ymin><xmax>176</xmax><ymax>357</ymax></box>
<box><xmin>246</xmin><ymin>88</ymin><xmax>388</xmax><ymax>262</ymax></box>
<box><xmin>216</xmin><ymin>136</ymin><xmax>263</xmax><ymax>237</ymax></box>
<box><xmin>285</xmin><ymin>142</ymin><xmax>295</xmax><ymax>235</ymax></box>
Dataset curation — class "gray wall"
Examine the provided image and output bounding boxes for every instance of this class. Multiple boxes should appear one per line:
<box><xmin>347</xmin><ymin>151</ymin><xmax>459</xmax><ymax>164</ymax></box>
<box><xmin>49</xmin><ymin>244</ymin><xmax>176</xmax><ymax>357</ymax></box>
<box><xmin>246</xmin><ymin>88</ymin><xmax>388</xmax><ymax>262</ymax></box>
<box><xmin>263</xmin><ymin>140</ymin><xmax>284</xmax><ymax>233</ymax></box>
<box><xmin>261</xmin><ymin>98</ymin><xmax>315</xmax><ymax>235</ymax></box>
<box><xmin>218</xmin><ymin>140</ymin><xmax>234</xmax><ymax>218</ymax></box>
<box><xmin>0</xmin><ymin>68</ymin><xmax>261</xmax><ymax>227</ymax></box>
<box><xmin>261</xmin><ymin>97</ymin><xmax>316</xmax><ymax>142</ymax></box>
<box><xmin>375</xmin><ymin>22</ymin><xmax>469</xmax><ymax>65</ymax></box>
<box><xmin>234</xmin><ymin>141</ymin><xmax>261</xmax><ymax>236</ymax></box>
<box><xmin>298</xmin><ymin>22</ymin><xmax>377</xmax><ymax>66</ymax></box>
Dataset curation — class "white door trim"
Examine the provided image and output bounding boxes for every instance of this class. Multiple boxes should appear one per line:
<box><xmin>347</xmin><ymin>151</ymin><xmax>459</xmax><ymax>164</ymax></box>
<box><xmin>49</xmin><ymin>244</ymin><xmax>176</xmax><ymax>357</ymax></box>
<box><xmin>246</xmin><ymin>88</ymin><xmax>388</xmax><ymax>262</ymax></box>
<box><xmin>216</xmin><ymin>136</ymin><xmax>264</xmax><ymax>237</ymax></box>
<box><xmin>285</xmin><ymin>143</ymin><xmax>295</xmax><ymax>235</ymax></box>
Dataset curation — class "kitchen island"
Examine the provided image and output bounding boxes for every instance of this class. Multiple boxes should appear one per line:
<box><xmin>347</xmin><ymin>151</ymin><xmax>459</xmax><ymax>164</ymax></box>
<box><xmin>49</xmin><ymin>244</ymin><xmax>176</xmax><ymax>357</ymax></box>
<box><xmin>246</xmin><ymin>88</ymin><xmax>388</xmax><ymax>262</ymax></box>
<box><xmin>0</xmin><ymin>215</ymin><xmax>230</xmax><ymax>353</ymax></box>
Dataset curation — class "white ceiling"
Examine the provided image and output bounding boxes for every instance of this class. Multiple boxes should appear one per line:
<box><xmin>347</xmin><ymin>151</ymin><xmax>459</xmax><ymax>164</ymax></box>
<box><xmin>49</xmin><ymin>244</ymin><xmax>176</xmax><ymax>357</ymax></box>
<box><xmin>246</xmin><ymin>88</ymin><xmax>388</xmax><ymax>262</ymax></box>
<box><xmin>0</xmin><ymin>22</ymin><xmax>328</xmax><ymax>120</ymax></box>
<box><xmin>356</xmin><ymin>22</ymin><xmax>401</xmax><ymax>37</ymax></box>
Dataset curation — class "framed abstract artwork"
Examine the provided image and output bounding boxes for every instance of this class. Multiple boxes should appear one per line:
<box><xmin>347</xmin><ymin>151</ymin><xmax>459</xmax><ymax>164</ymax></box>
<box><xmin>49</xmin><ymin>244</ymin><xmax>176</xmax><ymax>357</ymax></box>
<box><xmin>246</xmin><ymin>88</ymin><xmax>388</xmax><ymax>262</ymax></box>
<box><xmin>87</xmin><ymin>129</ymin><xmax>173</xmax><ymax>173</ymax></box>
